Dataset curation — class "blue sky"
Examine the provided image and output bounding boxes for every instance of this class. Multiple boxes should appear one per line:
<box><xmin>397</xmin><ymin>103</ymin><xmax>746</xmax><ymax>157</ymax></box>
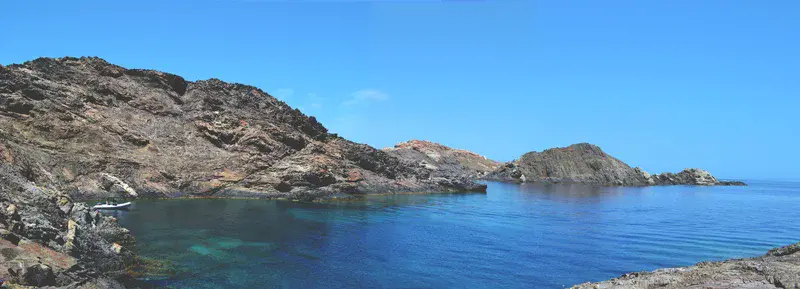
<box><xmin>1</xmin><ymin>1</ymin><xmax>798</xmax><ymax>180</ymax></box>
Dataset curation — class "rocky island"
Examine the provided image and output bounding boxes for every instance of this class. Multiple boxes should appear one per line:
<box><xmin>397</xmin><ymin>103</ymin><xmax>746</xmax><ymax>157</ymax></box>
<box><xmin>571</xmin><ymin>242</ymin><xmax>800</xmax><ymax>289</ymax></box>
<box><xmin>483</xmin><ymin>143</ymin><xmax>746</xmax><ymax>186</ymax></box>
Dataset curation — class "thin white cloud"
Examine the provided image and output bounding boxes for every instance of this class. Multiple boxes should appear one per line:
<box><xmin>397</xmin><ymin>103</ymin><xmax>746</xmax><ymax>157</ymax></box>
<box><xmin>272</xmin><ymin>88</ymin><xmax>294</xmax><ymax>100</ymax></box>
<box><xmin>308</xmin><ymin>93</ymin><xmax>323</xmax><ymax>108</ymax></box>
<box><xmin>341</xmin><ymin>89</ymin><xmax>389</xmax><ymax>106</ymax></box>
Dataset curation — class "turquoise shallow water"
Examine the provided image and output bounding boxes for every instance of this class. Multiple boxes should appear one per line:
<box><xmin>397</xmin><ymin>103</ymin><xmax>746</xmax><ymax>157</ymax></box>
<box><xmin>113</xmin><ymin>180</ymin><xmax>800</xmax><ymax>288</ymax></box>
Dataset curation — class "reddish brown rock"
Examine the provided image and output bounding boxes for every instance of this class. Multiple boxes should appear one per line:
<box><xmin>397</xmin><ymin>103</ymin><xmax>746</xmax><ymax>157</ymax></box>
<box><xmin>347</xmin><ymin>170</ymin><xmax>363</xmax><ymax>182</ymax></box>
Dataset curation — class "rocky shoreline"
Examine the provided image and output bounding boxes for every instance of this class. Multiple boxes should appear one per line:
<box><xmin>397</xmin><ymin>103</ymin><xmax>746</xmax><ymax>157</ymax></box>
<box><xmin>571</xmin><ymin>242</ymin><xmax>800</xmax><ymax>289</ymax></box>
<box><xmin>0</xmin><ymin>159</ymin><xmax>136</xmax><ymax>288</ymax></box>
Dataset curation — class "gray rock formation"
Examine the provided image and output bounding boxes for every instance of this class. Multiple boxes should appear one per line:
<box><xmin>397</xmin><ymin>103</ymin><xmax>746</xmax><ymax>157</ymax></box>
<box><xmin>482</xmin><ymin>143</ymin><xmax>745</xmax><ymax>186</ymax></box>
<box><xmin>383</xmin><ymin>140</ymin><xmax>501</xmax><ymax>179</ymax></box>
<box><xmin>570</xmin><ymin>242</ymin><xmax>800</xmax><ymax>289</ymax></box>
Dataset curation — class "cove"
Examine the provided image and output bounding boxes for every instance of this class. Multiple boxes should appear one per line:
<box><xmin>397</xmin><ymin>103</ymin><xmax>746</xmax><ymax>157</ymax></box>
<box><xmin>113</xmin><ymin>181</ymin><xmax>800</xmax><ymax>288</ymax></box>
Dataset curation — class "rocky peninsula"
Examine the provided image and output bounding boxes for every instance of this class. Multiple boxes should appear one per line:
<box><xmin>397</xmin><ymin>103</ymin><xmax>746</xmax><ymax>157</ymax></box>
<box><xmin>483</xmin><ymin>143</ymin><xmax>746</xmax><ymax>186</ymax></box>
<box><xmin>571</xmin><ymin>242</ymin><xmax>800</xmax><ymax>289</ymax></box>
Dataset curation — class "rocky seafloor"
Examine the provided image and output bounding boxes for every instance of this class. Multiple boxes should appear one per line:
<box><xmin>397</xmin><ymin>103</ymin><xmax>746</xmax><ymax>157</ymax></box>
<box><xmin>571</xmin><ymin>242</ymin><xmax>800</xmax><ymax>289</ymax></box>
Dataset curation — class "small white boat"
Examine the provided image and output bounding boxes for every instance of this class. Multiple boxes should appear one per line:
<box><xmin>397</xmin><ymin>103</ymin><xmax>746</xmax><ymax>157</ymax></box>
<box><xmin>92</xmin><ymin>202</ymin><xmax>132</xmax><ymax>210</ymax></box>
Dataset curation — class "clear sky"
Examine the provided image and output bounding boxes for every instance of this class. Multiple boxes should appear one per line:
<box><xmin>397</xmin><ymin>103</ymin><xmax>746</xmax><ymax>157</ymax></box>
<box><xmin>1</xmin><ymin>1</ymin><xmax>798</xmax><ymax>180</ymax></box>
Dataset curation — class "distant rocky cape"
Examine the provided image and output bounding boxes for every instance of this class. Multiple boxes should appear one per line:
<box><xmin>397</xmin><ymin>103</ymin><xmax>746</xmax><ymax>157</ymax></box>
<box><xmin>482</xmin><ymin>143</ymin><xmax>746</xmax><ymax>186</ymax></box>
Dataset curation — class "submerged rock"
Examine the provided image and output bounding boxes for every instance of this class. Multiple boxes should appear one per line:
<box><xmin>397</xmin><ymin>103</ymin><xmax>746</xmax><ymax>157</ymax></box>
<box><xmin>482</xmin><ymin>143</ymin><xmax>746</xmax><ymax>186</ymax></box>
<box><xmin>570</xmin><ymin>242</ymin><xmax>800</xmax><ymax>289</ymax></box>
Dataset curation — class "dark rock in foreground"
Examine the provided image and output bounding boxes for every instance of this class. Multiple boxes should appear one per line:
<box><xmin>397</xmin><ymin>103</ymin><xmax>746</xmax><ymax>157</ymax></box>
<box><xmin>0</xmin><ymin>158</ymin><xmax>136</xmax><ymax>287</ymax></box>
<box><xmin>570</xmin><ymin>242</ymin><xmax>800</xmax><ymax>289</ymax></box>
<box><xmin>482</xmin><ymin>143</ymin><xmax>746</xmax><ymax>186</ymax></box>
<box><xmin>383</xmin><ymin>140</ymin><xmax>501</xmax><ymax>179</ymax></box>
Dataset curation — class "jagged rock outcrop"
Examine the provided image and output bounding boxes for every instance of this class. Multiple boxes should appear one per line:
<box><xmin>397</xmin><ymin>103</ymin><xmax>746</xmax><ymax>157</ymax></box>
<box><xmin>483</xmin><ymin>143</ymin><xmax>745</xmax><ymax>186</ymax></box>
<box><xmin>383</xmin><ymin>140</ymin><xmax>501</xmax><ymax>179</ymax></box>
<box><xmin>570</xmin><ymin>242</ymin><xmax>800</xmax><ymax>289</ymax></box>
<box><xmin>0</xmin><ymin>150</ymin><xmax>136</xmax><ymax>287</ymax></box>
<box><xmin>0</xmin><ymin>56</ymin><xmax>486</xmax><ymax>203</ymax></box>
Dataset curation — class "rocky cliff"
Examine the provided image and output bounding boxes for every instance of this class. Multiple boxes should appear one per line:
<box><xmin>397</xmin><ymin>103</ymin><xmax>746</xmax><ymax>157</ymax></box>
<box><xmin>483</xmin><ymin>143</ymin><xmax>745</xmax><ymax>186</ymax></box>
<box><xmin>571</xmin><ymin>242</ymin><xmax>800</xmax><ymax>289</ymax></box>
<box><xmin>0</xmin><ymin>56</ymin><xmax>486</xmax><ymax>203</ymax></box>
<box><xmin>383</xmin><ymin>140</ymin><xmax>501</xmax><ymax>179</ymax></box>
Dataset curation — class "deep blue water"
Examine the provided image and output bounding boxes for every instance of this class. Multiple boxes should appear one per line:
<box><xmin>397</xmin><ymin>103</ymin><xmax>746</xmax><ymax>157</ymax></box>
<box><xmin>113</xmin><ymin>180</ymin><xmax>800</xmax><ymax>288</ymax></box>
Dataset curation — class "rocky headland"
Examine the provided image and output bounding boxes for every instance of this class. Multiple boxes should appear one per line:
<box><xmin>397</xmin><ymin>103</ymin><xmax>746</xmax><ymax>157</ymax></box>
<box><xmin>383</xmin><ymin>140</ymin><xmax>501</xmax><ymax>179</ymax></box>
<box><xmin>0</xmin><ymin>57</ymin><xmax>486</xmax><ymax>202</ymax></box>
<box><xmin>571</xmin><ymin>242</ymin><xmax>800</xmax><ymax>289</ymax></box>
<box><xmin>482</xmin><ymin>143</ymin><xmax>746</xmax><ymax>186</ymax></box>
<box><xmin>0</xmin><ymin>56</ymin><xmax>488</xmax><ymax>287</ymax></box>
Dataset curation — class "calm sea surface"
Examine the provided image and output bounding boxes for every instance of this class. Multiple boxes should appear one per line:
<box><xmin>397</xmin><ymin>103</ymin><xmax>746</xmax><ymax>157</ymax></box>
<box><xmin>114</xmin><ymin>180</ymin><xmax>800</xmax><ymax>288</ymax></box>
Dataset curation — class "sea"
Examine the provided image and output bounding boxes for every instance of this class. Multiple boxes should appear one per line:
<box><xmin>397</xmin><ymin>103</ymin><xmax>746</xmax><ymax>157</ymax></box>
<box><xmin>112</xmin><ymin>180</ymin><xmax>800</xmax><ymax>288</ymax></box>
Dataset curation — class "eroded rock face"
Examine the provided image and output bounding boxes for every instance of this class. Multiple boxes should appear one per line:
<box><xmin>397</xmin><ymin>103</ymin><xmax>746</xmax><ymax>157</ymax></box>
<box><xmin>482</xmin><ymin>143</ymin><xmax>745</xmax><ymax>186</ymax></box>
<box><xmin>0</xmin><ymin>57</ymin><xmax>486</xmax><ymax>202</ymax></box>
<box><xmin>570</xmin><ymin>242</ymin><xmax>800</xmax><ymax>289</ymax></box>
<box><xmin>383</xmin><ymin>140</ymin><xmax>501</xmax><ymax>179</ymax></box>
